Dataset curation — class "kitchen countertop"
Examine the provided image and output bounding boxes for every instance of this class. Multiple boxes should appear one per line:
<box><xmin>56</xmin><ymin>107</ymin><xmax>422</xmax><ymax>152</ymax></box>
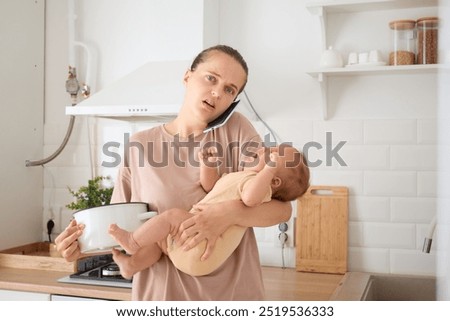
<box><xmin>0</xmin><ymin>267</ymin><xmax>130</xmax><ymax>300</ymax></box>
<box><xmin>0</xmin><ymin>266</ymin><xmax>343</xmax><ymax>301</ymax></box>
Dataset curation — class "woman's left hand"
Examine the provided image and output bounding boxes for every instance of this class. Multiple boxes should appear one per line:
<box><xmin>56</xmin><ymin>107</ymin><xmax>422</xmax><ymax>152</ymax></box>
<box><xmin>176</xmin><ymin>200</ymin><xmax>240</xmax><ymax>261</ymax></box>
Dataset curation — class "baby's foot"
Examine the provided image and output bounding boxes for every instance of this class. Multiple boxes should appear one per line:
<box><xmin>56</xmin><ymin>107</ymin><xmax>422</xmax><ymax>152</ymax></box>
<box><xmin>111</xmin><ymin>248</ymin><xmax>134</xmax><ymax>280</ymax></box>
<box><xmin>108</xmin><ymin>223</ymin><xmax>140</xmax><ymax>254</ymax></box>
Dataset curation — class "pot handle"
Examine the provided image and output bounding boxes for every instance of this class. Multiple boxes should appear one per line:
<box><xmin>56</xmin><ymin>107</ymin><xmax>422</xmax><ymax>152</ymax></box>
<box><xmin>137</xmin><ymin>211</ymin><xmax>158</xmax><ymax>221</ymax></box>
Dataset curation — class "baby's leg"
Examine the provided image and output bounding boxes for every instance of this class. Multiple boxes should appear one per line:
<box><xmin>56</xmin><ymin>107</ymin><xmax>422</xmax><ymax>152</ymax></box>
<box><xmin>111</xmin><ymin>245</ymin><xmax>162</xmax><ymax>279</ymax></box>
<box><xmin>109</xmin><ymin>208</ymin><xmax>192</xmax><ymax>255</ymax></box>
<box><xmin>109</xmin><ymin>224</ymin><xmax>140</xmax><ymax>254</ymax></box>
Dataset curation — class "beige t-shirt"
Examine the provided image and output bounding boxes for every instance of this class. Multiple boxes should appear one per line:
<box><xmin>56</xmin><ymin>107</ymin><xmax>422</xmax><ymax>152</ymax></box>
<box><xmin>111</xmin><ymin>112</ymin><xmax>266</xmax><ymax>300</ymax></box>
<box><xmin>168</xmin><ymin>170</ymin><xmax>272</xmax><ymax>276</ymax></box>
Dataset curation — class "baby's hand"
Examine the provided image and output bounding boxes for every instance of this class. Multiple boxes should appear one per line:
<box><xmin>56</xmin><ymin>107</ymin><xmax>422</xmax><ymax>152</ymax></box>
<box><xmin>199</xmin><ymin>146</ymin><xmax>218</xmax><ymax>164</ymax></box>
<box><xmin>268</xmin><ymin>151</ymin><xmax>279</xmax><ymax>167</ymax></box>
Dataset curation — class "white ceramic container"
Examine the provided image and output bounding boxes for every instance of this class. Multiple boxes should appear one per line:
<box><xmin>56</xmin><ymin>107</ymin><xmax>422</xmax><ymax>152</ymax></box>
<box><xmin>73</xmin><ymin>202</ymin><xmax>157</xmax><ymax>253</ymax></box>
<box><xmin>320</xmin><ymin>46</ymin><xmax>344</xmax><ymax>68</ymax></box>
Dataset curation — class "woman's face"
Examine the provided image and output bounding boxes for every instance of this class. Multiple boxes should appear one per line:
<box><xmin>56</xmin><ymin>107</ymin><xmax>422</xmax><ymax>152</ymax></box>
<box><xmin>183</xmin><ymin>51</ymin><xmax>247</xmax><ymax>125</ymax></box>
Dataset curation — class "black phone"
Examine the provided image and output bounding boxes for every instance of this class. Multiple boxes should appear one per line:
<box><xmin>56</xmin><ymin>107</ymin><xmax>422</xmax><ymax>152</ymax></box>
<box><xmin>203</xmin><ymin>100</ymin><xmax>240</xmax><ymax>133</ymax></box>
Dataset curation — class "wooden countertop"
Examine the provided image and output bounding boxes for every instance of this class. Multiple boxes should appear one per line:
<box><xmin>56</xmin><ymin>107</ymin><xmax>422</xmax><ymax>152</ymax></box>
<box><xmin>0</xmin><ymin>267</ymin><xmax>131</xmax><ymax>300</ymax></box>
<box><xmin>262</xmin><ymin>266</ymin><xmax>344</xmax><ymax>301</ymax></box>
<box><xmin>0</xmin><ymin>266</ymin><xmax>343</xmax><ymax>301</ymax></box>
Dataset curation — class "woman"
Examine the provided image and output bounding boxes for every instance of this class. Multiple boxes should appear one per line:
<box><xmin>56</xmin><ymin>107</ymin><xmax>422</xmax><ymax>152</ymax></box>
<box><xmin>55</xmin><ymin>45</ymin><xmax>291</xmax><ymax>300</ymax></box>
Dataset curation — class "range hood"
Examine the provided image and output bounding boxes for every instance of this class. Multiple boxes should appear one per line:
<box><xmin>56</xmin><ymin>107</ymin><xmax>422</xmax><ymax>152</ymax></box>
<box><xmin>66</xmin><ymin>60</ymin><xmax>190</xmax><ymax>117</ymax></box>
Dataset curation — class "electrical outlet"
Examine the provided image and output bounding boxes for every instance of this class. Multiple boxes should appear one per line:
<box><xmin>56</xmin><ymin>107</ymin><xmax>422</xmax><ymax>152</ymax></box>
<box><xmin>274</xmin><ymin>218</ymin><xmax>294</xmax><ymax>248</ymax></box>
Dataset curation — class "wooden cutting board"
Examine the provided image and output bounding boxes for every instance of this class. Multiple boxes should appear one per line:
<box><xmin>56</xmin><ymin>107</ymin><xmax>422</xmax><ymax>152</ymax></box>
<box><xmin>295</xmin><ymin>186</ymin><xmax>348</xmax><ymax>274</ymax></box>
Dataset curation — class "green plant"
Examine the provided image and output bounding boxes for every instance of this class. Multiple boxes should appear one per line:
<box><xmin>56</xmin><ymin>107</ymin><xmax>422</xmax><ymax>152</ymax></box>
<box><xmin>66</xmin><ymin>176</ymin><xmax>114</xmax><ymax>210</ymax></box>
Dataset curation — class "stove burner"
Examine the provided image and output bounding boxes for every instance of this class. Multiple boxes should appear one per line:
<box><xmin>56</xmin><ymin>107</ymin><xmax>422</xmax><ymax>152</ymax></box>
<box><xmin>102</xmin><ymin>263</ymin><xmax>122</xmax><ymax>277</ymax></box>
<box><xmin>68</xmin><ymin>254</ymin><xmax>131</xmax><ymax>284</ymax></box>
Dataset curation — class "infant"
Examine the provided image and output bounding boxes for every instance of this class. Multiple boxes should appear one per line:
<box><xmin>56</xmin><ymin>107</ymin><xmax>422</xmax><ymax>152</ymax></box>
<box><xmin>109</xmin><ymin>144</ymin><xmax>310</xmax><ymax>278</ymax></box>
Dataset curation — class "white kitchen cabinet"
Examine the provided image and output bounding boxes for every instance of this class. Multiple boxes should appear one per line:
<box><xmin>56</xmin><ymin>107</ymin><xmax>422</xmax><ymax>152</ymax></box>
<box><xmin>0</xmin><ymin>289</ymin><xmax>50</xmax><ymax>301</ymax></box>
<box><xmin>306</xmin><ymin>0</ymin><xmax>439</xmax><ymax>119</ymax></box>
<box><xmin>51</xmin><ymin>294</ymin><xmax>108</xmax><ymax>301</ymax></box>
<box><xmin>0</xmin><ymin>289</ymin><xmax>111</xmax><ymax>301</ymax></box>
<box><xmin>0</xmin><ymin>0</ymin><xmax>44</xmax><ymax>250</ymax></box>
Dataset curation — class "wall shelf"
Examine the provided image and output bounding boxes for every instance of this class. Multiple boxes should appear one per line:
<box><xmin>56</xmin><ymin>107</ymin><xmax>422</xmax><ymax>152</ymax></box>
<box><xmin>306</xmin><ymin>0</ymin><xmax>438</xmax><ymax>15</ymax></box>
<box><xmin>305</xmin><ymin>0</ymin><xmax>439</xmax><ymax>119</ymax></box>
<box><xmin>308</xmin><ymin>64</ymin><xmax>440</xmax><ymax>119</ymax></box>
<box><xmin>308</xmin><ymin>64</ymin><xmax>441</xmax><ymax>78</ymax></box>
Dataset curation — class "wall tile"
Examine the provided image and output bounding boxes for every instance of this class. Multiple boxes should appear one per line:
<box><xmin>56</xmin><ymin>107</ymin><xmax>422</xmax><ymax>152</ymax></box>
<box><xmin>254</xmin><ymin>227</ymin><xmax>266</xmax><ymax>242</ymax></box>
<box><xmin>43</xmin><ymin>187</ymin><xmax>74</xmax><ymax>212</ymax></box>
<box><xmin>363</xmin><ymin>222</ymin><xmax>415</xmax><ymax>249</ymax></box>
<box><xmin>43</xmin><ymin>144</ymin><xmax>91</xmax><ymax>167</ymax></box>
<box><xmin>391</xmin><ymin>145</ymin><xmax>437</xmax><ymax>170</ymax></box>
<box><xmin>96</xmin><ymin>122</ymin><xmax>134</xmax><ymax>147</ymax></box>
<box><xmin>349</xmin><ymin>196</ymin><xmax>390</xmax><ymax>222</ymax></box>
<box><xmin>348</xmin><ymin>247</ymin><xmax>390</xmax><ymax>273</ymax></box>
<box><xmin>313</xmin><ymin>120</ymin><xmax>364</xmax><ymax>145</ymax></box>
<box><xmin>258</xmin><ymin>243</ymin><xmax>295</xmax><ymax>268</ymax></box>
<box><xmin>349</xmin><ymin>222</ymin><xmax>364</xmax><ymax>246</ymax></box>
<box><xmin>43</xmin><ymin>166</ymin><xmax>92</xmax><ymax>189</ymax></box>
<box><xmin>266</xmin><ymin>118</ymin><xmax>313</xmax><ymax>147</ymax></box>
<box><xmin>304</xmin><ymin>143</ymin><xmax>350</xmax><ymax>170</ymax></box>
<box><xmin>391</xmin><ymin>197</ymin><xmax>437</xmax><ymax>223</ymax></box>
<box><xmin>44</xmin><ymin>120</ymin><xmax>89</xmax><ymax>146</ymax></box>
<box><xmin>418</xmin><ymin>171</ymin><xmax>437</xmax><ymax>197</ymax></box>
<box><xmin>319</xmin><ymin>145</ymin><xmax>389</xmax><ymax>170</ymax></box>
<box><xmin>417</xmin><ymin>119</ymin><xmax>437</xmax><ymax>144</ymax></box>
<box><xmin>311</xmin><ymin>170</ymin><xmax>363</xmax><ymax>195</ymax></box>
<box><xmin>364</xmin><ymin>120</ymin><xmax>416</xmax><ymax>144</ymax></box>
<box><xmin>364</xmin><ymin>171</ymin><xmax>416</xmax><ymax>196</ymax></box>
<box><xmin>390</xmin><ymin>250</ymin><xmax>436</xmax><ymax>276</ymax></box>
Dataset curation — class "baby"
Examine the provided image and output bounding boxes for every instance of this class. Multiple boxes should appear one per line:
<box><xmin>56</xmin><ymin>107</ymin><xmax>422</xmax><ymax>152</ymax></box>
<box><xmin>109</xmin><ymin>144</ymin><xmax>310</xmax><ymax>279</ymax></box>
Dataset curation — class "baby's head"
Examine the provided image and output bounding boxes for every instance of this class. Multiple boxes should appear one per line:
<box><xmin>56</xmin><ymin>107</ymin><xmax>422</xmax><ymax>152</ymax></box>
<box><xmin>271</xmin><ymin>145</ymin><xmax>310</xmax><ymax>202</ymax></box>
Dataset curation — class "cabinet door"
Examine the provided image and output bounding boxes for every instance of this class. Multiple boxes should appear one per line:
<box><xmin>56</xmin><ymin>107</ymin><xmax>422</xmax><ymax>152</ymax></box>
<box><xmin>0</xmin><ymin>289</ymin><xmax>50</xmax><ymax>301</ymax></box>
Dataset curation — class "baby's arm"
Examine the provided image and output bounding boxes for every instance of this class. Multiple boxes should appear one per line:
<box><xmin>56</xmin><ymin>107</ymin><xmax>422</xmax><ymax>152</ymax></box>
<box><xmin>199</xmin><ymin>146</ymin><xmax>220</xmax><ymax>192</ymax></box>
<box><xmin>240</xmin><ymin>152</ymin><xmax>278</xmax><ymax>207</ymax></box>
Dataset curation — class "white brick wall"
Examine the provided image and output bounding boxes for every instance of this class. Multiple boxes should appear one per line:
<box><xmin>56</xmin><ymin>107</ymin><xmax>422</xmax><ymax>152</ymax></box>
<box><xmin>256</xmin><ymin>118</ymin><xmax>437</xmax><ymax>276</ymax></box>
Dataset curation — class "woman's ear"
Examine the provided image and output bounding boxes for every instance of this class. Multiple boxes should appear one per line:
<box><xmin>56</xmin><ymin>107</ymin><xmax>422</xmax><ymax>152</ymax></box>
<box><xmin>271</xmin><ymin>176</ymin><xmax>282</xmax><ymax>188</ymax></box>
<box><xmin>183</xmin><ymin>69</ymin><xmax>192</xmax><ymax>85</ymax></box>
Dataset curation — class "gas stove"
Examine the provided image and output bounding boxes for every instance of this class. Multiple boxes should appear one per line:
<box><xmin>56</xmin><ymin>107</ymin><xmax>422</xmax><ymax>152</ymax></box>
<box><xmin>58</xmin><ymin>254</ymin><xmax>132</xmax><ymax>288</ymax></box>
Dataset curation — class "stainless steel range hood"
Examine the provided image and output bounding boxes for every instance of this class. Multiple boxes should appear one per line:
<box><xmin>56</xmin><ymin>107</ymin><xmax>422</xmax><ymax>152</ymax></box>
<box><xmin>66</xmin><ymin>60</ymin><xmax>190</xmax><ymax>118</ymax></box>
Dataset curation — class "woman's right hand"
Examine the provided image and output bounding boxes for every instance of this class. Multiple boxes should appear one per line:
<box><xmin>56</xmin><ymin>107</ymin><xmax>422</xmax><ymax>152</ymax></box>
<box><xmin>54</xmin><ymin>219</ymin><xmax>84</xmax><ymax>262</ymax></box>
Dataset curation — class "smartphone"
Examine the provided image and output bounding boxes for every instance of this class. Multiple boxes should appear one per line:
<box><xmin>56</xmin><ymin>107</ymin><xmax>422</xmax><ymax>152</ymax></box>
<box><xmin>203</xmin><ymin>100</ymin><xmax>240</xmax><ymax>133</ymax></box>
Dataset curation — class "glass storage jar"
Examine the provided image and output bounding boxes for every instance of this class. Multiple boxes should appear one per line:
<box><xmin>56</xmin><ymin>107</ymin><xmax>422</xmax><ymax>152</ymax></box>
<box><xmin>417</xmin><ymin>17</ymin><xmax>439</xmax><ymax>64</ymax></box>
<box><xmin>389</xmin><ymin>19</ymin><xmax>416</xmax><ymax>65</ymax></box>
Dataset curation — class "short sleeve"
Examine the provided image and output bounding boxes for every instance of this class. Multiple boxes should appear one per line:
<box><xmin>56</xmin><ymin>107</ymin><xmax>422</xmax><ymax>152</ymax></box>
<box><xmin>111</xmin><ymin>166</ymin><xmax>132</xmax><ymax>203</ymax></box>
<box><xmin>238</xmin><ymin>172</ymin><xmax>272</xmax><ymax>205</ymax></box>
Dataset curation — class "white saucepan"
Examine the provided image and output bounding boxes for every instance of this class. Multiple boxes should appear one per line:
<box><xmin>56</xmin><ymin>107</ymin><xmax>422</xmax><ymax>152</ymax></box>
<box><xmin>72</xmin><ymin>202</ymin><xmax>157</xmax><ymax>253</ymax></box>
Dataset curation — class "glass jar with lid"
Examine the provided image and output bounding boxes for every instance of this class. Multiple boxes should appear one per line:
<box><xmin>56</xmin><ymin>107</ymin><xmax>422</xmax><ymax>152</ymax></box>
<box><xmin>389</xmin><ymin>19</ymin><xmax>416</xmax><ymax>65</ymax></box>
<box><xmin>417</xmin><ymin>17</ymin><xmax>439</xmax><ymax>64</ymax></box>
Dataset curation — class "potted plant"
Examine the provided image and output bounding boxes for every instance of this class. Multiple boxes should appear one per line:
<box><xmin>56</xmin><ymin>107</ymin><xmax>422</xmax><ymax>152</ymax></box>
<box><xmin>66</xmin><ymin>176</ymin><xmax>113</xmax><ymax>210</ymax></box>
<box><xmin>66</xmin><ymin>176</ymin><xmax>154</xmax><ymax>253</ymax></box>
